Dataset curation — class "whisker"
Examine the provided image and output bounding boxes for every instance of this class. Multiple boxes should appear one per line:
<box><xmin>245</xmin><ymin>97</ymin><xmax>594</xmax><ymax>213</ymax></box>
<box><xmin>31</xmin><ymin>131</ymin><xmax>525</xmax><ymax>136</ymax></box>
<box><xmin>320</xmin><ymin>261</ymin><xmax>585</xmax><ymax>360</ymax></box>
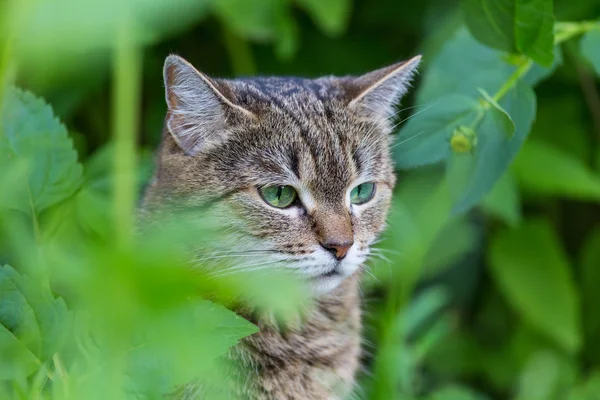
<box><xmin>389</xmin><ymin>130</ymin><xmax>425</xmax><ymax>150</ymax></box>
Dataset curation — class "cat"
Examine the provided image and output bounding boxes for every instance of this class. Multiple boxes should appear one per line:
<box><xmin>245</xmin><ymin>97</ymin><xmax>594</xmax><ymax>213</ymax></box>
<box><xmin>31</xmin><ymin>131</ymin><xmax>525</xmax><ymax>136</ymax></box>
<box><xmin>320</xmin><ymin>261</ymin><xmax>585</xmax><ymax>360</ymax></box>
<box><xmin>141</xmin><ymin>54</ymin><xmax>420</xmax><ymax>399</ymax></box>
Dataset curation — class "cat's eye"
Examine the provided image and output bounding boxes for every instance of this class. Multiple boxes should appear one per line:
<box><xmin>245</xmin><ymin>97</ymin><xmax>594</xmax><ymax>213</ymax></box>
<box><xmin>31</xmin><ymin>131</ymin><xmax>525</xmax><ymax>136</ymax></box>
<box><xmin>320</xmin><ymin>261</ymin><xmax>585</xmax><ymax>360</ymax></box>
<box><xmin>350</xmin><ymin>182</ymin><xmax>376</xmax><ymax>205</ymax></box>
<box><xmin>260</xmin><ymin>185</ymin><xmax>298</xmax><ymax>208</ymax></box>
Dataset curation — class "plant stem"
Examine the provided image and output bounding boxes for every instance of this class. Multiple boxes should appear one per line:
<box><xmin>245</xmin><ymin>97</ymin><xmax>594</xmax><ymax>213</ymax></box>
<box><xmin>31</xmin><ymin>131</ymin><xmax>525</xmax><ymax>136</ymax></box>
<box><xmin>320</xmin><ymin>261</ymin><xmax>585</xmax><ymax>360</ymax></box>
<box><xmin>488</xmin><ymin>21</ymin><xmax>600</xmax><ymax>105</ymax></box>
<box><xmin>555</xmin><ymin>21</ymin><xmax>600</xmax><ymax>45</ymax></box>
<box><xmin>492</xmin><ymin>59</ymin><xmax>534</xmax><ymax>103</ymax></box>
<box><xmin>112</xmin><ymin>24</ymin><xmax>142</xmax><ymax>247</ymax></box>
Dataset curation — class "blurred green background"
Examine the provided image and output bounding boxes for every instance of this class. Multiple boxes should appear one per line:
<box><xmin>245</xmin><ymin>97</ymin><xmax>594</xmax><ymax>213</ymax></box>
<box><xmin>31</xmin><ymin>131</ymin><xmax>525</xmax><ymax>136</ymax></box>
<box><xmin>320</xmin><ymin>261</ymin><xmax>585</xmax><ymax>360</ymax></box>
<box><xmin>2</xmin><ymin>0</ymin><xmax>600</xmax><ymax>399</ymax></box>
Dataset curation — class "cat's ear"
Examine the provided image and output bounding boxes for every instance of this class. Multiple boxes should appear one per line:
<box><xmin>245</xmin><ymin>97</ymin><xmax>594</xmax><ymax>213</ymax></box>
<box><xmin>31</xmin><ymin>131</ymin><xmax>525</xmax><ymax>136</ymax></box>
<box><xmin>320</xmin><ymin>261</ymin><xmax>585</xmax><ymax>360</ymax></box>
<box><xmin>347</xmin><ymin>55</ymin><xmax>421</xmax><ymax>124</ymax></box>
<box><xmin>163</xmin><ymin>55</ymin><xmax>255</xmax><ymax>155</ymax></box>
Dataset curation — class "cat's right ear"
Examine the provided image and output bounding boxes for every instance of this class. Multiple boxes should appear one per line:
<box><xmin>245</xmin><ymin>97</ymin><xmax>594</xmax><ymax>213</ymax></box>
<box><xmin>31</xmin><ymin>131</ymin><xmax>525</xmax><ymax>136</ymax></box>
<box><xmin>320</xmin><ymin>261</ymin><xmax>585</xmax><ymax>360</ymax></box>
<box><xmin>163</xmin><ymin>55</ymin><xmax>255</xmax><ymax>155</ymax></box>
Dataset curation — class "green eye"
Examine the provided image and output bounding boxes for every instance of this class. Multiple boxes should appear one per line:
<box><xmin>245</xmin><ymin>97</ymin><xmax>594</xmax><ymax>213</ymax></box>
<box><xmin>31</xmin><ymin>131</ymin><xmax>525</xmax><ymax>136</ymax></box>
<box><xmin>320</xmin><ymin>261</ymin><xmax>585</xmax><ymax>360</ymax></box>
<box><xmin>260</xmin><ymin>185</ymin><xmax>298</xmax><ymax>208</ymax></box>
<box><xmin>350</xmin><ymin>182</ymin><xmax>376</xmax><ymax>205</ymax></box>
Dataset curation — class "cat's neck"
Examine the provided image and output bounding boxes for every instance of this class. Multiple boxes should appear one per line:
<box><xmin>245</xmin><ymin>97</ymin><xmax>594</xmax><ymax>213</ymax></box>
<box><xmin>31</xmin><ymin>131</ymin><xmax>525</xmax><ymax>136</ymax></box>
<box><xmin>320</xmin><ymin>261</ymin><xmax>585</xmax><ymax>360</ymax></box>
<box><xmin>233</xmin><ymin>275</ymin><xmax>362</xmax><ymax>399</ymax></box>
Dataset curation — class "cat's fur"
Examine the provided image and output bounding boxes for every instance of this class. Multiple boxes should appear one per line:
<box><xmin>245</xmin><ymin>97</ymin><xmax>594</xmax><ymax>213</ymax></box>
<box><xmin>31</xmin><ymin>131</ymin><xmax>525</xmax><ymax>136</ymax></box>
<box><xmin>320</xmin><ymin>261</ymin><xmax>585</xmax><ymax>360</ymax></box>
<box><xmin>142</xmin><ymin>55</ymin><xmax>420</xmax><ymax>399</ymax></box>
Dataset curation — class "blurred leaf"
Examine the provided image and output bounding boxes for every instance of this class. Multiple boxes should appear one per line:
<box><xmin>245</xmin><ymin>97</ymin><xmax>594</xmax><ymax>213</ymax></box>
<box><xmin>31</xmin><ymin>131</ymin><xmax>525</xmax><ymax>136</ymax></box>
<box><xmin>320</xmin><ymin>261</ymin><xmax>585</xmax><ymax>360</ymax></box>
<box><xmin>516</xmin><ymin>350</ymin><xmax>577</xmax><ymax>400</ymax></box>
<box><xmin>0</xmin><ymin>324</ymin><xmax>40</xmax><ymax>381</ymax></box>
<box><xmin>427</xmin><ymin>385</ymin><xmax>487</xmax><ymax>400</ymax></box>
<box><xmin>481</xmin><ymin>171</ymin><xmax>521</xmax><ymax>226</ymax></box>
<box><xmin>296</xmin><ymin>0</ymin><xmax>352</xmax><ymax>35</ymax></box>
<box><xmin>422</xmin><ymin>217</ymin><xmax>480</xmax><ymax>277</ymax></box>
<box><xmin>214</xmin><ymin>0</ymin><xmax>298</xmax><ymax>58</ymax></box>
<box><xmin>0</xmin><ymin>87</ymin><xmax>82</xmax><ymax>215</ymax></box>
<box><xmin>0</xmin><ymin>266</ymin><xmax>41</xmax><ymax>357</ymax></box>
<box><xmin>403</xmin><ymin>287</ymin><xmax>450</xmax><ymax>339</ymax></box>
<box><xmin>489</xmin><ymin>219</ymin><xmax>582</xmax><ymax>353</ymax></box>
<box><xmin>447</xmin><ymin>82</ymin><xmax>536</xmax><ymax>213</ymax></box>
<box><xmin>126</xmin><ymin>299</ymin><xmax>257</xmax><ymax>397</ymax></box>
<box><xmin>13</xmin><ymin>0</ymin><xmax>213</xmax><ymax>60</ymax></box>
<box><xmin>569</xmin><ymin>371</ymin><xmax>600</xmax><ymax>400</ymax></box>
<box><xmin>580</xmin><ymin>228</ymin><xmax>600</xmax><ymax>364</ymax></box>
<box><xmin>461</xmin><ymin>0</ymin><xmax>554</xmax><ymax>66</ymax></box>
<box><xmin>0</xmin><ymin>265</ymin><xmax>70</xmax><ymax>363</ymax></box>
<box><xmin>529</xmin><ymin>95</ymin><xmax>590</xmax><ymax>161</ymax></box>
<box><xmin>512</xmin><ymin>140</ymin><xmax>600</xmax><ymax>201</ymax></box>
<box><xmin>580</xmin><ymin>28</ymin><xmax>600</xmax><ymax>76</ymax></box>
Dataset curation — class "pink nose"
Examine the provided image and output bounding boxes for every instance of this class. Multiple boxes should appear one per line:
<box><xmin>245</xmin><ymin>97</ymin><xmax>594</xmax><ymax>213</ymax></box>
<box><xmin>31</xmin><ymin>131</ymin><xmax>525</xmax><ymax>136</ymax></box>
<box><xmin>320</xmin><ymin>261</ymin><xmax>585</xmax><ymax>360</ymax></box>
<box><xmin>321</xmin><ymin>239</ymin><xmax>353</xmax><ymax>260</ymax></box>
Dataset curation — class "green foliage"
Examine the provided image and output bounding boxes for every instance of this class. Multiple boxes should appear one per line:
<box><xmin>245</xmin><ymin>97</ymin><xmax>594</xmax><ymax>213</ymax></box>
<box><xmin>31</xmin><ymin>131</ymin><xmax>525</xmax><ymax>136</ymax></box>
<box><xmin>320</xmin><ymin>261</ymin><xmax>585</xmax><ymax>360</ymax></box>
<box><xmin>461</xmin><ymin>0</ymin><xmax>555</xmax><ymax>66</ymax></box>
<box><xmin>0</xmin><ymin>88</ymin><xmax>82</xmax><ymax>215</ymax></box>
<box><xmin>489</xmin><ymin>219</ymin><xmax>581</xmax><ymax>353</ymax></box>
<box><xmin>2</xmin><ymin>0</ymin><xmax>600</xmax><ymax>399</ymax></box>
<box><xmin>513</xmin><ymin>140</ymin><xmax>600</xmax><ymax>201</ymax></box>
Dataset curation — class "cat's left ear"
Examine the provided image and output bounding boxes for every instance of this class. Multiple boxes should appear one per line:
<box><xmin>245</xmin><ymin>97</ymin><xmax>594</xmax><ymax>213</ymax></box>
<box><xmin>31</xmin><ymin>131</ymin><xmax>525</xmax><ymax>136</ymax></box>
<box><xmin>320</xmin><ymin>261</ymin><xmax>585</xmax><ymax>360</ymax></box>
<box><xmin>346</xmin><ymin>55</ymin><xmax>421</xmax><ymax>124</ymax></box>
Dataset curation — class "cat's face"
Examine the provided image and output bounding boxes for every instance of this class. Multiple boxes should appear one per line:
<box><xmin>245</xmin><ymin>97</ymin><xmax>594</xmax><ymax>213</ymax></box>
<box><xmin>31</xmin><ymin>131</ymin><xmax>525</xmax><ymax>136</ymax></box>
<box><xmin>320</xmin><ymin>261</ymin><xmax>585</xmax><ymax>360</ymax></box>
<box><xmin>145</xmin><ymin>55</ymin><xmax>419</xmax><ymax>295</ymax></box>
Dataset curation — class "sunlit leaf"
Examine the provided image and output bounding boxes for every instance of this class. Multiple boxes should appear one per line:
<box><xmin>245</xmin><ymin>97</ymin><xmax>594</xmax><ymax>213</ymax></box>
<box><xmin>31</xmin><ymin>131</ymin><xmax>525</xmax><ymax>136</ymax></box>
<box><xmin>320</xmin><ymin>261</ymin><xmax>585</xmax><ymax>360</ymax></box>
<box><xmin>0</xmin><ymin>88</ymin><xmax>82</xmax><ymax>215</ymax></box>
<box><xmin>461</xmin><ymin>0</ymin><xmax>554</xmax><ymax>66</ymax></box>
<box><xmin>126</xmin><ymin>299</ymin><xmax>257</xmax><ymax>397</ymax></box>
<box><xmin>12</xmin><ymin>0</ymin><xmax>213</xmax><ymax>59</ymax></box>
<box><xmin>512</xmin><ymin>140</ymin><xmax>600</xmax><ymax>201</ymax></box>
<box><xmin>516</xmin><ymin>350</ymin><xmax>577</xmax><ymax>400</ymax></box>
<box><xmin>488</xmin><ymin>219</ymin><xmax>582</xmax><ymax>353</ymax></box>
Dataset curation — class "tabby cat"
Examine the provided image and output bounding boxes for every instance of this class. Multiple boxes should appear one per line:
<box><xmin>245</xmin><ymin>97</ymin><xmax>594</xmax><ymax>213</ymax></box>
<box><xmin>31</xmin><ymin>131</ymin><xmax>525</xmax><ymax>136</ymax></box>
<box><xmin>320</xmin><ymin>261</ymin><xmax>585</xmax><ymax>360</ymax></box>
<box><xmin>142</xmin><ymin>54</ymin><xmax>420</xmax><ymax>399</ymax></box>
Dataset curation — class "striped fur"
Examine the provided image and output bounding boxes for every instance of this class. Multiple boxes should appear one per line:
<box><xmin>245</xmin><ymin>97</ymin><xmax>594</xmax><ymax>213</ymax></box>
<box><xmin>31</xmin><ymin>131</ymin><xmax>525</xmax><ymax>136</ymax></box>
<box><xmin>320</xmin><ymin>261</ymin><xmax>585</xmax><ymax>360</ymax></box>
<box><xmin>143</xmin><ymin>54</ymin><xmax>420</xmax><ymax>399</ymax></box>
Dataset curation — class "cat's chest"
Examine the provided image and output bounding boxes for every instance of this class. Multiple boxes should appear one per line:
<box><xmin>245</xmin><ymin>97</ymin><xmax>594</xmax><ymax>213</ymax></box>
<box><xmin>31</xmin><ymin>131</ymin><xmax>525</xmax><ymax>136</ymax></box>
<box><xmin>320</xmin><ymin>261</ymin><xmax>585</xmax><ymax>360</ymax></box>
<box><xmin>237</xmin><ymin>293</ymin><xmax>362</xmax><ymax>399</ymax></box>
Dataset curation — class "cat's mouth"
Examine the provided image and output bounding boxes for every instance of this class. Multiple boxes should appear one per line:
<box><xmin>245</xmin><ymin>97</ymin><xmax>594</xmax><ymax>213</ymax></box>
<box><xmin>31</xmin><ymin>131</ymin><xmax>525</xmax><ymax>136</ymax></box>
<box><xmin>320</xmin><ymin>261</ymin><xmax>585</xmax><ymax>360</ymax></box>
<box><xmin>313</xmin><ymin>266</ymin><xmax>341</xmax><ymax>279</ymax></box>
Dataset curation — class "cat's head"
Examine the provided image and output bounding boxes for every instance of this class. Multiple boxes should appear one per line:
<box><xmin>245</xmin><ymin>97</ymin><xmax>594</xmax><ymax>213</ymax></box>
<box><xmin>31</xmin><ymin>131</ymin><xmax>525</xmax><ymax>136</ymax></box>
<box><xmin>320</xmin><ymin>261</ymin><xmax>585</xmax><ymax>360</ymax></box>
<box><xmin>146</xmin><ymin>55</ymin><xmax>420</xmax><ymax>295</ymax></box>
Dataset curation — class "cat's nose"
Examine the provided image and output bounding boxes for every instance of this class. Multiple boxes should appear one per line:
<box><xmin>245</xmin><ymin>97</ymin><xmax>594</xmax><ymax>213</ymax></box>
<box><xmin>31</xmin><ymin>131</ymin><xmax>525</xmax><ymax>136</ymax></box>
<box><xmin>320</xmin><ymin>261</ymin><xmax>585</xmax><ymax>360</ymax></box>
<box><xmin>321</xmin><ymin>239</ymin><xmax>353</xmax><ymax>260</ymax></box>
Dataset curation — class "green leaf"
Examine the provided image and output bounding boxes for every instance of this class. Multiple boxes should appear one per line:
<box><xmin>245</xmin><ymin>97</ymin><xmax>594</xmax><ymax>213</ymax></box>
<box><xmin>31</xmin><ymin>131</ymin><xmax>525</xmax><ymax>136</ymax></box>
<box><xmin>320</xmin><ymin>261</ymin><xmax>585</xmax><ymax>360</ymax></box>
<box><xmin>413</xmin><ymin>27</ymin><xmax>559</xmax><ymax>105</ymax></box>
<box><xmin>477</xmin><ymin>88</ymin><xmax>515</xmax><ymax>137</ymax></box>
<box><xmin>513</xmin><ymin>0</ymin><xmax>554</xmax><ymax>66</ymax></box>
<box><xmin>447</xmin><ymin>81</ymin><xmax>536</xmax><ymax>213</ymax></box>
<box><xmin>0</xmin><ymin>266</ymin><xmax>49</xmax><ymax>380</ymax></box>
<box><xmin>0</xmin><ymin>87</ymin><xmax>83</xmax><ymax>215</ymax></box>
<box><xmin>461</xmin><ymin>0</ymin><xmax>554</xmax><ymax>66</ymax></box>
<box><xmin>569</xmin><ymin>371</ymin><xmax>600</xmax><ymax>400</ymax></box>
<box><xmin>0</xmin><ymin>266</ymin><xmax>42</xmax><ymax>357</ymax></box>
<box><xmin>481</xmin><ymin>171</ymin><xmax>521</xmax><ymax>226</ymax></box>
<box><xmin>580</xmin><ymin>228</ymin><xmax>600</xmax><ymax>364</ymax></box>
<box><xmin>126</xmin><ymin>299</ymin><xmax>257</xmax><ymax>396</ymax></box>
<box><xmin>516</xmin><ymin>350</ymin><xmax>577</xmax><ymax>400</ymax></box>
<box><xmin>296</xmin><ymin>0</ymin><xmax>351</xmax><ymax>36</ymax></box>
<box><xmin>0</xmin><ymin>265</ymin><xmax>70</xmax><ymax>363</ymax></box>
<box><xmin>394</xmin><ymin>95</ymin><xmax>480</xmax><ymax>169</ymax></box>
<box><xmin>214</xmin><ymin>0</ymin><xmax>297</xmax><ymax>58</ymax></box>
<box><xmin>0</xmin><ymin>324</ymin><xmax>40</xmax><ymax>380</ymax></box>
<box><xmin>580</xmin><ymin>28</ymin><xmax>600</xmax><ymax>76</ymax></box>
<box><xmin>427</xmin><ymin>385</ymin><xmax>487</xmax><ymax>400</ymax></box>
<box><xmin>488</xmin><ymin>219</ymin><xmax>582</xmax><ymax>353</ymax></box>
<box><xmin>422</xmin><ymin>217</ymin><xmax>480</xmax><ymax>277</ymax></box>
<box><xmin>512</xmin><ymin>140</ymin><xmax>600</xmax><ymax>201</ymax></box>
<box><xmin>13</xmin><ymin>0</ymin><xmax>213</xmax><ymax>59</ymax></box>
